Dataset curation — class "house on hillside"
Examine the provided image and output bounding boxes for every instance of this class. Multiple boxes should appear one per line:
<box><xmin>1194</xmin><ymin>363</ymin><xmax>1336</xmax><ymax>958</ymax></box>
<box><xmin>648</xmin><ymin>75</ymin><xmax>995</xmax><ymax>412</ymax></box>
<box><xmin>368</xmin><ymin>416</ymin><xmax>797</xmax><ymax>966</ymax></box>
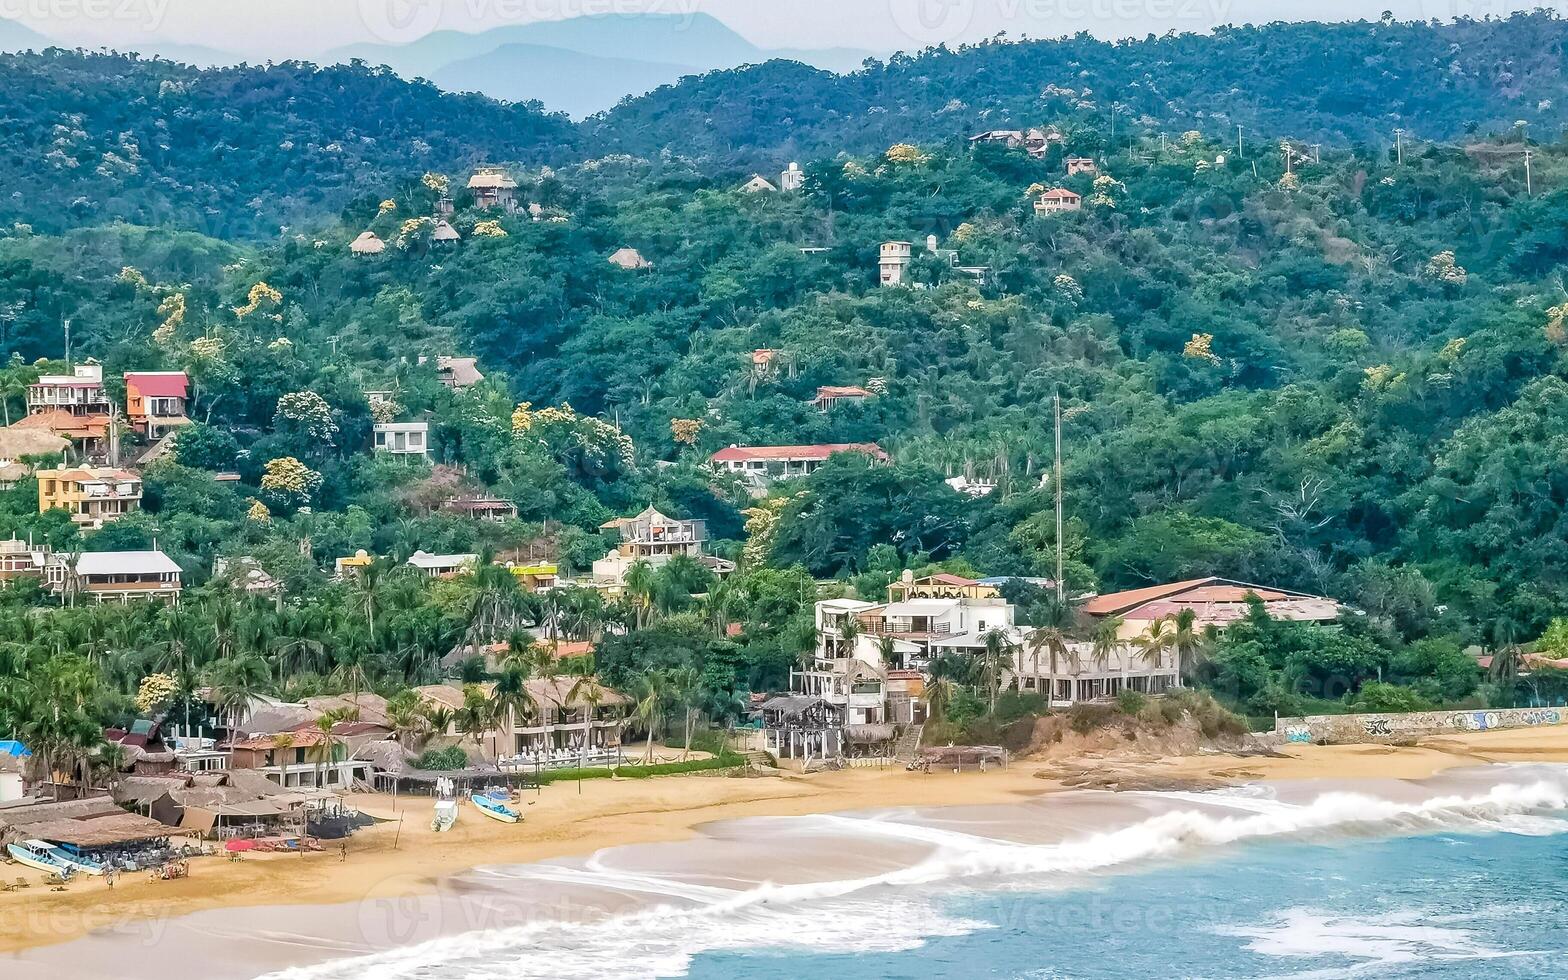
<box><xmin>1065</xmin><ymin>156</ymin><xmax>1098</xmax><ymax>176</ymax></box>
<box><xmin>809</xmin><ymin>385</ymin><xmax>874</xmax><ymax>410</ymax></box>
<box><xmin>418</xmin><ymin>355</ymin><xmax>484</xmax><ymax>390</ymax></box>
<box><xmin>0</xmin><ymin>537</ymin><xmax>46</xmax><ymax>584</ymax></box>
<box><xmin>592</xmin><ymin>506</ymin><xmax>733</xmax><ymax>589</ymax></box>
<box><xmin>780</xmin><ymin>162</ymin><xmax>805</xmax><ymax>191</ymax></box>
<box><xmin>443</xmin><ymin>496</ymin><xmax>517</xmax><ymax>522</ymax></box>
<box><xmin>879</xmin><ymin>241</ymin><xmax>913</xmax><ymax>286</ymax></box>
<box><xmin>1082</xmin><ymin>577</ymin><xmax>1344</xmax><ymax>640</ymax></box>
<box><xmin>1035</xmin><ymin>188</ymin><xmax>1083</xmax><ymax>214</ymax></box>
<box><xmin>124</xmin><ymin>371</ymin><xmax>190</xmax><ymax>440</ymax></box>
<box><xmin>373</xmin><ymin>421</ymin><xmax>429</xmax><ymax>459</ymax></box>
<box><xmin>710</xmin><ymin>443</ymin><xmax>889</xmax><ymax>487</ymax></box>
<box><xmin>36</xmin><ymin>466</ymin><xmax>142</xmax><ymax>529</ymax></box>
<box><xmin>48</xmin><ymin>550</ymin><xmax>182</xmax><ymax>604</ymax></box>
<box><xmin>406</xmin><ymin>551</ymin><xmax>477</xmax><ymax>579</ymax></box>
<box><xmin>24</xmin><ymin>364</ymin><xmax>112</xmax><ymax>457</ymax></box>
<box><xmin>738</xmin><ymin>174</ymin><xmax>778</xmax><ymax>193</ymax></box>
<box><xmin>468</xmin><ymin>168</ymin><xmax>519</xmax><ymax>212</ymax></box>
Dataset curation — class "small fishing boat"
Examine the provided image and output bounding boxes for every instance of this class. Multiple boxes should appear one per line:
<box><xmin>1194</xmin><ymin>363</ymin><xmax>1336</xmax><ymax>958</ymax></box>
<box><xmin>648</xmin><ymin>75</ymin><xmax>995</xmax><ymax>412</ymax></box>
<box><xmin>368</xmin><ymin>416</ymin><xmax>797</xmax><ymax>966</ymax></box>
<box><xmin>472</xmin><ymin>793</ymin><xmax>520</xmax><ymax>824</ymax></box>
<box><xmin>6</xmin><ymin>840</ymin><xmax>88</xmax><ymax>880</ymax></box>
<box><xmin>432</xmin><ymin>799</ymin><xmax>458</xmax><ymax>832</ymax></box>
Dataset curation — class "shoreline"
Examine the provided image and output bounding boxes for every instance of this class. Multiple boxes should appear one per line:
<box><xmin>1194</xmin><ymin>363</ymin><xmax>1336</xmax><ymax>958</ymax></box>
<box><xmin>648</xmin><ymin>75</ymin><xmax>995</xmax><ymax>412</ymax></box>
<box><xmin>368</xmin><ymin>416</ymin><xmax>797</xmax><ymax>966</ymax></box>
<box><xmin>6</xmin><ymin>726</ymin><xmax>1568</xmax><ymax>964</ymax></box>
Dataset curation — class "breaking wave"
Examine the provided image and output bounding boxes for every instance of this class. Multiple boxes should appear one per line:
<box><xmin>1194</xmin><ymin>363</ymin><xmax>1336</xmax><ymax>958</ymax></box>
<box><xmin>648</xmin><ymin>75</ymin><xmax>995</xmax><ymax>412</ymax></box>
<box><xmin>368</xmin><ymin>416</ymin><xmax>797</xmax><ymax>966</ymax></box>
<box><xmin>258</xmin><ymin>776</ymin><xmax>1568</xmax><ymax>980</ymax></box>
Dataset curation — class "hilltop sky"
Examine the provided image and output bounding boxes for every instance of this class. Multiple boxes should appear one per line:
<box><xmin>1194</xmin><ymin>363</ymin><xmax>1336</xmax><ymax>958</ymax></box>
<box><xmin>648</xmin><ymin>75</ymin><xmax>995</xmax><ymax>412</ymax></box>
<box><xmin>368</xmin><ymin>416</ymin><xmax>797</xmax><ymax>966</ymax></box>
<box><xmin>9</xmin><ymin>0</ymin><xmax>1567</xmax><ymax>60</ymax></box>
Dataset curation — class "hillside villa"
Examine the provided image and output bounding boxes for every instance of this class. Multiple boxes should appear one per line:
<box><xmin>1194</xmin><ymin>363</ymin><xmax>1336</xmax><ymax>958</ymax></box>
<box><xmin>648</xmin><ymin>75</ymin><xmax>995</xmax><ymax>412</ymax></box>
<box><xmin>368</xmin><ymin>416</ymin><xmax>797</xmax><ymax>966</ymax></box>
<box><xmin>810</xmin><ymin>385</ymin><xmax>874</xmax><ymax>410</ymax></box>
<box><xmin>373</xmin><ymin>421</ymin><xmax>430</xmax><ymax>458</ymax></box>
<box><xmin>710</xmin><ymin>443</ymin><xmax>890</xmax><ymax>487</ymax></box>
<box><xmin>47</xmin><ymin>549</ymin><xmax>182</xmax><ymax>604</ymax></box>
<box><xmin>1035</xmin><ymin>188</ymin><xmax>1083</xmax><ymax>214</ymax></box>
<box><xmin>468</xmin><ymin>167</ymin><xmax>519</xmax><ymax>211</ymax></box>
<box><xmin>1082</xmin><ymin>577</ymin><xmax>1344</xmax><ymax>639</ymax></box>
<box><xmin>124</xmin><ymin>371</ymin><xmax>191</xmax><ymax>439</ymax></box>
<box><xmin>36</xmin><ymin>465</ymin><xmax>142</xmax><ymax>529</ymax></box>
<box><xmin>592</xmin><ymin>506</ymin><xmax>734</xmax><ymax>589</ymax></box>
<box><xmin>406</xmin><ymin>551</ymin><xmax>478</xmax><ymax>578</ymax></box>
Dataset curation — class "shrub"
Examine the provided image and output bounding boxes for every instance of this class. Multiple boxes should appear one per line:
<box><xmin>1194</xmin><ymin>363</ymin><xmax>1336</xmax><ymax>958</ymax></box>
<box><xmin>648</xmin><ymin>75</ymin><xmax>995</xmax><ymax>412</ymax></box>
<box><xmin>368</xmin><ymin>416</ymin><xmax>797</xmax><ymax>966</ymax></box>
<box><xmin>1115</xmin><ymin>690</ymin><xmax>1148</xmax><ymax>715</ymax></box>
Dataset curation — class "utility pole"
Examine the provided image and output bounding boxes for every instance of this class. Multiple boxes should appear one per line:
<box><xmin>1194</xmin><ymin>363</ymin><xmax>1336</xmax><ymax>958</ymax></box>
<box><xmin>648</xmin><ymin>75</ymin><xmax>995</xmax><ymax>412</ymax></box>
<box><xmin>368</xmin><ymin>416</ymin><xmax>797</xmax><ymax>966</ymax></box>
<box><xmin>1236</xmin><ymin>124</ymin><xmax>1244</xmax><ymax>158</ymax></box>
<box><xmin>63</xmin><ymin>318</ymin><xmax>71</xmax><ymax>367</ymax></box>
<box><xmin>1394</xmin><ymin>128</ymin><xmax>1404</xmax><ymax>166</ymax></box>
<box><xmin>1311</xmin><ymin>143</ymin><xmax>1321</xmax><ymax>164</ymax></box>
<box><xmin>326</xmin><ymin>335</ymin><xmax>341</xmax><ymax>358</ymax></box>
<box><xmin>1053</xmin><ymin>391</ymin><xmax>1064</xmax><ymax>605</ymax></box>
<box><xmin>1525</xmin><ymin>147</ymin><xmax>1534</xmax><ymax>196</ymax></box>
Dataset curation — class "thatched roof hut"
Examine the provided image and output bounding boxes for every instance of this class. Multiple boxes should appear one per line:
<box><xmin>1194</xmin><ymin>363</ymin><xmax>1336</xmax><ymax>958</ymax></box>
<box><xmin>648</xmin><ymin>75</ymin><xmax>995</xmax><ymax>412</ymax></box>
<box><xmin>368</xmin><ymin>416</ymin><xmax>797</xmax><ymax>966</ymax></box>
<box><xmin>432</xmin><ymin>220</ymin><xmax>461</xmax><ymax>243</ymax></box>
<box><xmin>608</xmin><ymin>247</ymin><xmax>652</xmax><ymax>270</ymax></box>
<box><xmin>350</xmin><ymin>231</ymin><xmax>386</xmax><ymax>255</ymax></box>
<box><xmin>0</xmin><ymin>426</ymin><xmax>69</xmax><ymax>459</ymax></box>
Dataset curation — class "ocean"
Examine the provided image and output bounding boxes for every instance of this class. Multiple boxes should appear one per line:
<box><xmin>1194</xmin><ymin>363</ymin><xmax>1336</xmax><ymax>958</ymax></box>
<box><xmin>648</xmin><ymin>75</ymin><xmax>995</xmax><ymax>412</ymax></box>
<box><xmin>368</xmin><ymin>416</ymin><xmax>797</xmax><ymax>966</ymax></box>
<box><xmin>13</xmin><ymin>764</ymin><xmax>1568</xmax><ymax>979</ymax></box>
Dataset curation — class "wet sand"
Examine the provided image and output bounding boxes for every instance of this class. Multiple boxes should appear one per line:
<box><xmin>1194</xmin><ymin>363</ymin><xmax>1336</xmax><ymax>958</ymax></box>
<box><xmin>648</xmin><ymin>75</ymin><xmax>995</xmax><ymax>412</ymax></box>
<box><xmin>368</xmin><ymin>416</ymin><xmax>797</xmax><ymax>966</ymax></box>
<box><xmin>7</xmin><ymin>725</ymin><xmax>1568</xmax><ymax>978</ymax></box>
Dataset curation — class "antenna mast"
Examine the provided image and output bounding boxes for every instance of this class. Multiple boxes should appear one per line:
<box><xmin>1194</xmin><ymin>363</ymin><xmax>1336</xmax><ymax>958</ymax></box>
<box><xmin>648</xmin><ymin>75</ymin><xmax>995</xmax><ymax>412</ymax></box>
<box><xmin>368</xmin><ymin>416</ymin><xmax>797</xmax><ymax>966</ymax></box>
<box><xmin>1054</xmin><ymin>391</ymin><xmax>1064</xmax><ymax>604</ymax></box>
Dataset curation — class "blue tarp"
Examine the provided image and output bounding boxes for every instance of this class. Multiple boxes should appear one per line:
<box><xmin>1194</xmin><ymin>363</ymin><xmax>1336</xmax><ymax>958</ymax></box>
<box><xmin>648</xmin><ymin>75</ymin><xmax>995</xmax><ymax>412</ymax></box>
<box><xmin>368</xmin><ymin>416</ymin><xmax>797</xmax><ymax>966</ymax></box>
<box><xmin>0</xmin><ymin>739</ymin><xmax>31</xmax><ymax>758</ymax></box>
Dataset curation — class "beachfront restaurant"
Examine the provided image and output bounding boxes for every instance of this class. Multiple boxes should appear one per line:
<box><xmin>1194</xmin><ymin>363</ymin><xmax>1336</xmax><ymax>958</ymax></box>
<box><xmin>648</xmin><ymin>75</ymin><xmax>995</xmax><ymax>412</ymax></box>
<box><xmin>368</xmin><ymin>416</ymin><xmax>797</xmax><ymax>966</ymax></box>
<box><xmin>23</xmin><ymin>811</ymin><xmax>191</xmax><ymax>870</ymax></box>
<box><xmin>757</xmin><ymin>695</ymin><xmax>846</xmax><ymax>761</ymax></box>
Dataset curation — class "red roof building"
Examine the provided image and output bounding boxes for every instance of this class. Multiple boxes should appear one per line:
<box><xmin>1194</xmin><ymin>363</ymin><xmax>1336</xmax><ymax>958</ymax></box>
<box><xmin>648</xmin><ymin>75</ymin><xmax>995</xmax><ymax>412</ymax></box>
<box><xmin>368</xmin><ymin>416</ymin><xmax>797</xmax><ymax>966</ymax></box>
<box><xmin>1083</xmin><ymin>577</ymin><xmax>1342</xmax><ymax>638</ymax></box>
<box><xmin>710</xmin><ymin>443</ymin><xmax>890</xmax><ymax>482</ymax></box>
<box><xmin>810</xmin><ymin>385</ymin><xmax>874</xmax><ymax>410</ymax></box>
<box><xmin>124</xmin><ymin>371</ymin><xmax>191</xmax><ymax>439</ymax></box>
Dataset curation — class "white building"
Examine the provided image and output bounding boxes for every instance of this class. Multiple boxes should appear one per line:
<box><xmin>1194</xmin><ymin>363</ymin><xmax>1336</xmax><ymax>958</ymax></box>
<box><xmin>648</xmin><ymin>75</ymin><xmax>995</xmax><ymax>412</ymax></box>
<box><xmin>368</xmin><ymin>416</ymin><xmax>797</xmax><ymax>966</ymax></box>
<box><xmin>879</xmin><ymin>241</ymin><xmax>913</xmax><ymax>286</ymax></box>
<box><xmin>592</xmin><ymin>507</ymin><xmax>733</xmax><ymax>588</ymax></box>
<box><xmin>406</xmin><ymin>551</ymin><xmax>478</xmax><ymax>578</ymax></box>
<box><xmin>780</xmin><ymin>162</ymin><xmax>805</xmax><ymax>191</ymax></box>
<box><xmin>373</xmin><ymin>421</ymin><xmax>429</xmax><ymax>458</ymax></box>
<box><xmin>50</xmin><ymin>550</ymin><xmax>182</xmax><ymax>604</ymax></box>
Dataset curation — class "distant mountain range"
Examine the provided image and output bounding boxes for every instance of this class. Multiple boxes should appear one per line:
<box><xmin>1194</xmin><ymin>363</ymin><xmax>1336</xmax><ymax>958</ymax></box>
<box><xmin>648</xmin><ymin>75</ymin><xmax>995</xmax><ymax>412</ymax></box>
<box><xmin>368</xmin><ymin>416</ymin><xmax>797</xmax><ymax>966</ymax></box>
<box><xmin>0</xmin><ymin>13</ymin><xmax>875</xmax><ymax>118</ymax></box>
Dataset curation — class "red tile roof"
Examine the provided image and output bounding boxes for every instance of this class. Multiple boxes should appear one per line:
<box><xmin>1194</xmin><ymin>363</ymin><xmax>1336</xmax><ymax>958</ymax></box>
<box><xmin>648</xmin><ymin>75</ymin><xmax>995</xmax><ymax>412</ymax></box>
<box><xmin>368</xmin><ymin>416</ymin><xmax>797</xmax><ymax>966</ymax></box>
<box><xmin>125</xmin><ymin>372</ymin><xmax>189</xmax><ymax>399</ymax></box>
<box><xmin>13</xmin><ymin>411</ymin><xmax>110</xmax><ymax>438</ymax></box>
<box><xmin>814</xmin><ymin>386</ymin><xmax>873</xmax><ymax>399</ymax></box>
<box><xmin>1039</xmin><ymin>188</ymin><xmax>1082</xmax><ymax>201</ymax></box>
<box><xmin>710</xmin><ymin>443</ymin><xmax>890</xmax><ymax>463</ymax></box>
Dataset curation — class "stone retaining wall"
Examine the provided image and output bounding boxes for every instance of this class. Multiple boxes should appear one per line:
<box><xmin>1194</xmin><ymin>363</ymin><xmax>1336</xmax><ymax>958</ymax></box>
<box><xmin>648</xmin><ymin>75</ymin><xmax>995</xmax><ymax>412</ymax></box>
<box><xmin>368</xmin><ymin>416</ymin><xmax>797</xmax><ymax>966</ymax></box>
<box><xmin>1276</xmin><ymin>707</ymin><xmax>1566</xmax><ymax>745</ymax></box>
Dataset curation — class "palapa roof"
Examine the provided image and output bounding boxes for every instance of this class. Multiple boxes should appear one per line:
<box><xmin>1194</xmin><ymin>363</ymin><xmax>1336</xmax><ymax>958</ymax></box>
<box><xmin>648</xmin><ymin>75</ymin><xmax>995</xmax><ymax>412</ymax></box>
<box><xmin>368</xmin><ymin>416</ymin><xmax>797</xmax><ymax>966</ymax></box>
<box><xmin>432</xmin><ymin>219</ymin><xmax>461</xmax><ymax>242</ymax></box>
<box><xmin>29</xmin><ymin>812</ymin><xmax>182</xmax><ymax>848</ymax></box>
<box><xmin>0</xmin><ymin>797</ymin><xmax>121</xmax><ymax>828</ymax></box>
<box><xmin>607</xmin><ymin>247</ymin><xmax>651</xmax><ymax>270</ymax></box>
<box><xmin>350</xmin><ymin>231</ymin><xmax>386</xmax><ymax>254</ymax></box>
<box><xmin>0</xmin><ymin>426</ymin><xmax>69</xmax><ymax>458</ymax></box>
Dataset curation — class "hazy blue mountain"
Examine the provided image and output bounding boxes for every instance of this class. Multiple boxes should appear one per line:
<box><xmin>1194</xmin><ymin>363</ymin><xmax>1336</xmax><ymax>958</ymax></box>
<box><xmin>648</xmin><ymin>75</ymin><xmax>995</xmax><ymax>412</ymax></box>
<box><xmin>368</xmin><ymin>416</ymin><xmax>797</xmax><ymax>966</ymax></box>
<box><xmin>0</xmin><ymin>17</ymin><xmax>52</xmax><ymax>51</ymax></box>
<box><xmin>432</xmin><ymin>43</ymin><xmax>700</xmax><ymax>117</ymax></box>
<box><xmin>326</xmin><ymin>12</ymin><xmax>875</xmax><ymax>114</ymax></box>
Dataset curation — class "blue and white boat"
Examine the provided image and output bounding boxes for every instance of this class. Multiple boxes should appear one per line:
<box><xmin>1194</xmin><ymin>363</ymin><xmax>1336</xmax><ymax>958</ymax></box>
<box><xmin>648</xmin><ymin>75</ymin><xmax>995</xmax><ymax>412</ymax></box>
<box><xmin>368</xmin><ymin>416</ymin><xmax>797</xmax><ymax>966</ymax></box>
<box><xmin>7</xmin><ymin>839</ymin><xmax>101</xmax><ymax>879</ymax></box>
<box><xmin>472</xmin><ymin>792</ymin><xmax>520</xmax><ymax>824</ymax></box>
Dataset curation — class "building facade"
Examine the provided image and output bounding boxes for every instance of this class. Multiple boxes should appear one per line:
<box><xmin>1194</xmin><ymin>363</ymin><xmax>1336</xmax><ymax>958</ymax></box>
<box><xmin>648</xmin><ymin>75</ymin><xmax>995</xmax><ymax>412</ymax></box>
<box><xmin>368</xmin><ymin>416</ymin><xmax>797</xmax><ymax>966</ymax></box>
<box><xmin>36</xmin><ymin>466</ymin><xmax>142</xmax><ymax>529</ymax></box>
<box><xmin>123</xmin><ymin>371</ymin><xmax>191</xmax><ymax>439</ymax></box>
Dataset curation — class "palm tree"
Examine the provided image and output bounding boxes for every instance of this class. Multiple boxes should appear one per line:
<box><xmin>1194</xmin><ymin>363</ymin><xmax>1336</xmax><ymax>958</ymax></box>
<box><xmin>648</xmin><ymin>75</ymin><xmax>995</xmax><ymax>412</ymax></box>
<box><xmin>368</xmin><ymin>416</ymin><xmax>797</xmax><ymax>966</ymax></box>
<box><xmin>386</xmin><ymin>690</ymin><xmax>430</xmax><ymax>750</ymax></box>
<box><xmin>980</xmin><ymin>628</ymin><xmax>1016</xmax><ymax>713</ymax></box>
<box><xmin>623</xmin><ymin>560</ymin><xmax>656</xmax><ymax>630</ymax></box>
<box><xmin>1028</xmin><ymin>623</ymin><xmax>1069</xmax><ymax>706</ymax></box>
<box><xmin>1090</xmin><ymin>615</ymin><xmax>1124</xmax><ymax>697</ymax></box>
<box><xmin>1135</xmin><ymin>619</ymin><xmax>1177</xmax><ymax>676</ymax></box>
<box><xmin>925</xmin><ymin>653</ymin><xmax>974</xmax><ymax>722</ymax></box>
<box><xmin>566</xmin><ymin>660</ymin><xmax>610</xmax><ymax>768</ymax></box>
<box><xmin>491</xmin><ymin>660</ymin><xmax>540</xmax><ymax>760</ymax></box>
<box><xmin>456</xmin><ymin>684</ymin><xmax>498</xmax><ymax>763</ymax></box>
<box><xmin>837</xmin><ymin>615</ymin><xmax>862</xmax><ymax>659</ymax></box>
<box><xmin>666</xmin><ymin>666</ymin><xmax>703</xmax><ymax>761</ymax></box>
<box><xmin>633</xmin><ymin>671</ymin><xmax>668</xmax><ymax>764</ymax></box>
<box><xmin>311</xmin><ymin>707</ymin><xmax>356</xmax><ymax>789</ymax></box>
<box><xmin>1167</xmin><ymin>609</ymin><xmax>1208</xmax><ymax>687</ymax></box>
<box><xmin>207</xmin><ymin>654</ymin><xmax>270</xmax><ymax>759</ymax></box>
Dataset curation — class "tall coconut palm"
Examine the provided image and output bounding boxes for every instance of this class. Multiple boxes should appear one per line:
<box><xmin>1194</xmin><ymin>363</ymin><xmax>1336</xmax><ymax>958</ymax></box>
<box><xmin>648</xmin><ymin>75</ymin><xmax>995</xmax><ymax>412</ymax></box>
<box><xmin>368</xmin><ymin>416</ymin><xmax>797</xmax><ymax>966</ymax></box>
<box><xmin>666</xmin><ymin>666</ymin><xmax>703</xmax><ymax>761</ymax></box>
<box><xmin>207</xmin><ymin>654</ymin><xmax>270</xmax><ymax>757</ymax></box>
<box><xmin>1028</xmin><ymin>623</ymin><xmax>1069</xmax><ymax>706</ymax></box>
<box><xmin>980</xmin><ymin>628</ymin><xmax>1016</xmax><ymax>713</ymax></box>
<box><xmin>623</xmin><ymin>560</ymin><xmax>656</xmax><ymax>630</ymax></box>
<box><xmin>633</xmin><ymin>671</ymin><xmax>668</xmax><ymax>764</ymax></box>
<box><xmin>385</xmin><ymin>689</ymin><xmax>430</xmax><ymax>750</ymax></box>
<box><xmin>456</xmin><ymin>684</ymin><xmax>498</xmax><ymax>763</ymax></box>
<box><xmin>491</xmin><ymin>660</ymin><xmax>540</xmax><ymax>760</ymax></box>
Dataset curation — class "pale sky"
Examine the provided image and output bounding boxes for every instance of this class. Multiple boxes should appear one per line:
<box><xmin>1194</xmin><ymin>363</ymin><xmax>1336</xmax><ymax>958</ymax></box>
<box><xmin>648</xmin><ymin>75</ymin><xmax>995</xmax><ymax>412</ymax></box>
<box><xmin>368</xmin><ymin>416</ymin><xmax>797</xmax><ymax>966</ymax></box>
<box><xmin>9</xmin><ymin>0</ymin><xmax>1566</xmax><ymax>58</ymax></box>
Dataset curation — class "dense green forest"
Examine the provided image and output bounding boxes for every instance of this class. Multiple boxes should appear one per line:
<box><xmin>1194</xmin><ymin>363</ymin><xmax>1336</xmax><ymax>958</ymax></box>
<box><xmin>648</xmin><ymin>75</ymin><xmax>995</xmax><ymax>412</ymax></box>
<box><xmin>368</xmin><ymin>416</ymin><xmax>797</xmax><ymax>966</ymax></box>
<box><xmin>7</xmin><ymin>16</ymin><xmax>1568</xmax><ymax>769</ymax></box>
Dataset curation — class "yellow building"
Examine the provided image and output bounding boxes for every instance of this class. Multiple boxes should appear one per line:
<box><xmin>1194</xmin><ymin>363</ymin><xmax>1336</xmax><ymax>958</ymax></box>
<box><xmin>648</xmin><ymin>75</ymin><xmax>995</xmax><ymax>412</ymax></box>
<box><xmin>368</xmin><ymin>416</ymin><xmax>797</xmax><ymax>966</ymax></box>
<box><xmin>36</xmin><ymin>466</ymin><xmax>143</xmax><ymax>530</ymax></box>
<box><xmin>507</xmin><ymin>562</ymin><xmax>558</xmax><ymax>592</ymax></box>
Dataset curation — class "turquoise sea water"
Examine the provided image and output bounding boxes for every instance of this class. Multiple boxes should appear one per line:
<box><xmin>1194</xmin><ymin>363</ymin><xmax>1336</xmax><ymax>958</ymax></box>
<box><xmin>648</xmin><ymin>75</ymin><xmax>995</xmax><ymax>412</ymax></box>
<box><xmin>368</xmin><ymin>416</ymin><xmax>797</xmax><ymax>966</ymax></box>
<box><xmin>687</xmin><ymin>830</ymin><xmax>1567</xmax><ymax>979</ymax></box>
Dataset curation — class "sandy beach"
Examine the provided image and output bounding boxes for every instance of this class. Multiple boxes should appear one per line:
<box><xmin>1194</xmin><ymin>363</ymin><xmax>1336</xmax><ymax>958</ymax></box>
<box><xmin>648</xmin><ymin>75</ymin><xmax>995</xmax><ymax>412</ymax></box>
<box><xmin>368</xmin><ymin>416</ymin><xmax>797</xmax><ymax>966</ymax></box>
<box><xmin>7</xmin><ymin>725</ymin><xmax>1568</xmax><ymax>974</ymax></box>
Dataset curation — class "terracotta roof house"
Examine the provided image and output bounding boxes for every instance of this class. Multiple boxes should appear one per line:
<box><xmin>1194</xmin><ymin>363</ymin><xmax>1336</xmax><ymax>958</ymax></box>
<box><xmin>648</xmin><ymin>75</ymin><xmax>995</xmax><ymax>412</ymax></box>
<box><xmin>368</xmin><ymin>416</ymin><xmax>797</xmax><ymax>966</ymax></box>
<box><xmin>710</xmin><ymin>443</ymin><xmax>890</xmax><ymax>484</ymax></box>
<box><xmin>1083</xmin><ymin>577</ymin><xmax>1343</xmax><ymax>639</ymax></box>
<box><xmin>124</xmin><ymin>371</ymin><xmax>191</xmax><ymax>439</ymax></box>
<box><xmin>1035</xmin><ymin>188</ymin><xmax>1083</xmax><ymax>214</ymax></box>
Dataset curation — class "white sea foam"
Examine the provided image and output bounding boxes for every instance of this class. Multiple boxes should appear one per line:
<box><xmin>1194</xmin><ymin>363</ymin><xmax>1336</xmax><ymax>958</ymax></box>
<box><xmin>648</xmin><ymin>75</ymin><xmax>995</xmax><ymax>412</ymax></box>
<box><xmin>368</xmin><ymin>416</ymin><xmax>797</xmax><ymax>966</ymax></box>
<box><xmin>1220</xmin><ymin>907</ymin><xmax>1542</xmax><ymax>978</ymax></box>
<box><xmin>257</xmin><ymin>776</ymin><xmax>1568</xmax><ymax>980</ymax></box>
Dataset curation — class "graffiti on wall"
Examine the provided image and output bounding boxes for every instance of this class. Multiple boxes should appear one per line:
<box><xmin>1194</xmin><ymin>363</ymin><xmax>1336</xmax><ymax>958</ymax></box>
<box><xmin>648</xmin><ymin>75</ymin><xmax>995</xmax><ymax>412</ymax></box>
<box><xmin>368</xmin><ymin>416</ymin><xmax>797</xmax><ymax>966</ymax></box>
<box><xmin>1276</xmin><ymin>707</ymin><xmax>1566</xmax><ymax>745</ymax></box>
